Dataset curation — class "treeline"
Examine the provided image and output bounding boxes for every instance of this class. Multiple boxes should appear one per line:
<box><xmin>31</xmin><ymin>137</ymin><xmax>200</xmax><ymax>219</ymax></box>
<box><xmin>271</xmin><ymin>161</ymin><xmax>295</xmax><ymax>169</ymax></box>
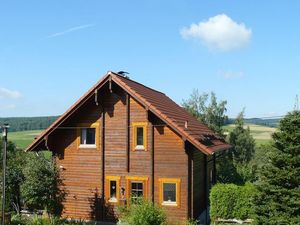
<box><xmin>0</xmin><ymin>116</ymin><xmax>59</xmax><ymax>132</ymax></box>
<box><xmin>226</xmin><ymin>117</ymin><xmax>280</xmax><ymax>127</ymax></box>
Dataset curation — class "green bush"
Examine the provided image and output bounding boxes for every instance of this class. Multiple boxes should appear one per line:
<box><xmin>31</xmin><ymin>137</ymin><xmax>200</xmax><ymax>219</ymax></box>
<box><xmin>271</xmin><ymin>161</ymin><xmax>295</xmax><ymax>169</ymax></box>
<box><xmin>210</xmin><ymin>183</ymin><xmax>256</xmax><ymax>221</ymax></box>
<box><xmin>118</xmin><ymin>198</ymin><xmax>166</xmax><ymax>225</ymax></box>
<box><xmin>11</xmin><ymin>214</ymin><xmax>29</xmax><ymax>225</ymax></box>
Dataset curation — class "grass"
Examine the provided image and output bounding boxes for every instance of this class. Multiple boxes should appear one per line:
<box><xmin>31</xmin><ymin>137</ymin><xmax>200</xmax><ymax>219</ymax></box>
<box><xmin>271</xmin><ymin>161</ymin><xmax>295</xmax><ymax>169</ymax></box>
<box><xmin>9</xmin><ymin>130</ymin><xmax>43</xmax><ymax>149</ymax></box>
<box><xmin>223</xmin><ymin>123</ymin><xmax>276</xmax><ymax>146</ymax></box>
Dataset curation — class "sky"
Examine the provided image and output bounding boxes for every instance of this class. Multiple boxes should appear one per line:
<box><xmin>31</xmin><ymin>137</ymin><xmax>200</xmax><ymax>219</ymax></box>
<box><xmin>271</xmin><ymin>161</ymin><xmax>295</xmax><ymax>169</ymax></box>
<box><xmin>1</xmin><ymin>1</ymin><xmax>300</xmax><ymax>118</ymax></box>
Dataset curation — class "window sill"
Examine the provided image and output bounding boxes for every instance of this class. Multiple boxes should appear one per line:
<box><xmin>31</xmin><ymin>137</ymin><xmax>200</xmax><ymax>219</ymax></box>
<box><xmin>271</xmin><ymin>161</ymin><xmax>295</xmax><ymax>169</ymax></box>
<box><xmin>79</xmin><ymin>144</ymin><xmax>97</xmax><ymax>149</ymax></box>
<box><xmin>134</xmin><ymin>145</ymin><xmax>146</xmax><ymax>151</ymax></box>
<box><xmin>162</xmin><ymin>201</ymin><xmax>177</xmax><ymax>207</ymax></box>
<box><xmin>108</xmin><ymin>198</ymin><xmax>118</xmax><ymax>203</ymax></box>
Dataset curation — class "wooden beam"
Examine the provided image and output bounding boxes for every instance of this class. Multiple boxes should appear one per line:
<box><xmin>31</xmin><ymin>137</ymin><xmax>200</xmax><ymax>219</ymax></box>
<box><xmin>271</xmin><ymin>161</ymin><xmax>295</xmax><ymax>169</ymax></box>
<box><xmin>109</xmin><ymin>76</ymin><xmax>113</xmax><ymax>93</ymax></box>
<box><xmin>213</xmin><ymin>154</ymin><xmax>217</xmax><ymax>185</ymax></box>
<box><xmin>186</xmin><ymin>142</ymin><xmax>193</xmax><ymax>219</ymax></box>
<box><xmin>126</xmin><ymin>94</ymin><xmax>130</xmax><ymax>173</ymax></box>
<box><xmin>151</xmin><ymin>123</ymin><xmax>155</xmax><ymax>202</ymax></box>
<box><xmin>101</xmin><ymin>108</ymin><xmax>105</xmax><ymax>220</ymax></box>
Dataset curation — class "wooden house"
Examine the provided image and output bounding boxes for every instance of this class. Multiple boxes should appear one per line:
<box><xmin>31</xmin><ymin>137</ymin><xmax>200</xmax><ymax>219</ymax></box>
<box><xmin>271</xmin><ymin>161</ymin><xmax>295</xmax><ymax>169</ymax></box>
<box><xmin>27</xmin><ymin>71</ymin><xmax>230</xmax><ymax>223</ymax></box>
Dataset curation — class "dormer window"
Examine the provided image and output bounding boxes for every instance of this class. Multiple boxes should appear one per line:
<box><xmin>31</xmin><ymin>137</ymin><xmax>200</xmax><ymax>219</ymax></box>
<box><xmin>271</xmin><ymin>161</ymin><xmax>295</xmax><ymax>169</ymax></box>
<box><xmin>132</xmin><ymin>122</ymin><xmax>147</xmax><ymax>151</ymax></box>
<box><xmin>77</xmin><ymin>123</ymin><xmax>99</xmax><ymax>149</ymax></box>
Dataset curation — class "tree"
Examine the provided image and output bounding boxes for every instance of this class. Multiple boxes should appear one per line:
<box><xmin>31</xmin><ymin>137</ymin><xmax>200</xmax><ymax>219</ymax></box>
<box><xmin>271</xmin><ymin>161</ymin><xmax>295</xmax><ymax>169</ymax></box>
<box><xmin>255</xmin><ymin>111</ymin><xmax>300</xmax><ymax>224</ymax></box>
<box><xmin>21</xmin><ymin>152</ymin><xmax>65</xmax><ymax>216</ymax></box>
<box><xmin>229</xmin><ymin>111</ymin><xmax>255</xmax><ymax>165</ymax></box>
<box><xmin>0</xmin><ymin>139</ymin><xmax>25</xmax><ymax>212</ymax></box>
<box><xmin>182</xmin><ymin>90</ymin><xmax>228</xmax><ymax>135</ymax></box>
<box><xmin>217</xmin><ymin>111</ymin><xmax>256</xmax><ymax>184</ymax></box>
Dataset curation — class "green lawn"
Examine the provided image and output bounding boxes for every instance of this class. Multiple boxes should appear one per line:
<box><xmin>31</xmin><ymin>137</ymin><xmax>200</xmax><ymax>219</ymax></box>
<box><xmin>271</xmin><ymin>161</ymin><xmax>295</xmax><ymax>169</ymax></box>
<box><xmin>224</xmin><ymin>123</ymin><xmax>276</xmax><ymax>146</ymax></box>
<box><xmin>9</xmin><ymin>130</ymin><xmax>43</xmax><ymax>149</ymax></box>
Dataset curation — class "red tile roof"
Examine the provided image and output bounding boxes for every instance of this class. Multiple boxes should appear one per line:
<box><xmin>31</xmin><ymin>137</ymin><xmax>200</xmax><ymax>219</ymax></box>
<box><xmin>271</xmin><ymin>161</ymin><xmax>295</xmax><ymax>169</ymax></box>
<box><xmin>27</xmin><ymin>71</ymin><xmax>230</xmax><ymax>154</ymax></box>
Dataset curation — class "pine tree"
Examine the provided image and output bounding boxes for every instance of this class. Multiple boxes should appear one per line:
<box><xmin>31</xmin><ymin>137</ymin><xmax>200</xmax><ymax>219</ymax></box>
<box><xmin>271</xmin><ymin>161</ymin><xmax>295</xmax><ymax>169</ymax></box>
<box><xmin>217</xmin><ymin>111</ymin><xmax>255</xmax><ymax>184</ymax></box>
<box><xmin>255</xmin><ymin>111</ymin><xmax>300</xmax><ymax>224</ymax></box>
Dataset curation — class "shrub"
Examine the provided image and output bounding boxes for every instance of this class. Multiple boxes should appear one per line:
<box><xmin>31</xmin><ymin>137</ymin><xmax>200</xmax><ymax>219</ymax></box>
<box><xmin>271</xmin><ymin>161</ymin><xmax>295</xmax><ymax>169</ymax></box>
<box><xmin>11</xmin><ymin>214</ymin><xmax>29</xmax><ymax>225</ymax></box>
<box><xmin>210</xmin><ymin>183</ymin><xmax>256</xmax><ymax>221</ymax></box>
<box><xmin>118</xmin><ymin>198</ymin><xmax>166</xmax><ymax>225</ymax></box>
<box><xmin>21</xmin><ymin>153</ymin><xmax>65</xmax><ymax>216</ymax></box>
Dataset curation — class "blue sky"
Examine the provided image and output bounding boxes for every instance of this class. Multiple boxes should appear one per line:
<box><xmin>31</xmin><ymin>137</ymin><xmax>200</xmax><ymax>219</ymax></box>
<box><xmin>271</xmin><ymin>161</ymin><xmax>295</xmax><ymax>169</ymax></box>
<box><xmin>0</xmin><ymin>1</ymin><xmax>299</xmax><ymax>118</ymax></box>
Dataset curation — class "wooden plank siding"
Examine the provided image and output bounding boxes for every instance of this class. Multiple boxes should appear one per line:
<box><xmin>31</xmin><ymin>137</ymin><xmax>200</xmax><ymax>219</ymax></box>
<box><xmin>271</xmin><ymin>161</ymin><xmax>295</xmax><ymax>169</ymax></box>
<box><xmin>154</xmin><ymin>125</ymin><xmax>188</xmax><ymax>221</ymax></box>
<box><xmin>49</xmin><ymin>98</ymin><xmax>103</xmax><ymax>220</ymax></box>
<box><xmin>46</xmin><ymin>87</ymin><xmax>196</xmax><ymax>222</ymax></box>
<box><xmin>192</xmin><ymin>150</ymin><xmax>206</xmax><ymax>219</ymax></box>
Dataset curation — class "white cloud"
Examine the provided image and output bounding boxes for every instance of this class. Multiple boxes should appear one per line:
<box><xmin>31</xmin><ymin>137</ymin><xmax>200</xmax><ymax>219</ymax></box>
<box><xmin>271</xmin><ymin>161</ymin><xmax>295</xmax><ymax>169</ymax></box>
<box><xmin>220</xmin><ymin>70</ymin><xmax>244</xmax><ymax>79</ymax></box>
<box><xmin>180</xmin><ymin>14</ymin><xmax>252</xmax><ymax>51</ymax></box>
<box><xmin>46</xmin><ymin>24</ymin><xmax>95</xmax><ymax>39</ymax></box>
<box><xmin>0</xmin><ymin>88</ymin><xmax>22</xmax><ymax>99</ymax></box>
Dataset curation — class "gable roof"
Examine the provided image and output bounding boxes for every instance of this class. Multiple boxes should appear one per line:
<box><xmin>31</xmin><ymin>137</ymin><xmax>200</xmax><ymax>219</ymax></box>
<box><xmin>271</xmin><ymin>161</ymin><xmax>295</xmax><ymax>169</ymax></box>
<box><xmin>27</xmin><ymin>71</ymin><xmax>230</xmax><ymax>155</ymax></box>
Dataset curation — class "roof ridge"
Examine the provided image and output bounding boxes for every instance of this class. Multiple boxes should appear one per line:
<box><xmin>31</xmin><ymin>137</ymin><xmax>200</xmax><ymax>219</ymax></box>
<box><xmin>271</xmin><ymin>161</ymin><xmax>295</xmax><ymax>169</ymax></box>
<box><xmin>110</xmin><ymin>72</ymin><xmax>166</xmax><ymax>95</ymax></box>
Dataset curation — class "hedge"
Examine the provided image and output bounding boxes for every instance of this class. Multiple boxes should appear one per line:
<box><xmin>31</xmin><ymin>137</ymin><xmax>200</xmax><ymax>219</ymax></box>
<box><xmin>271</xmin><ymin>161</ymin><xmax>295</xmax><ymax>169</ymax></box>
<box><xmin>210</xmin><ymin>183</ymin><xmax>256</xmax><ymax>221</ymax></box>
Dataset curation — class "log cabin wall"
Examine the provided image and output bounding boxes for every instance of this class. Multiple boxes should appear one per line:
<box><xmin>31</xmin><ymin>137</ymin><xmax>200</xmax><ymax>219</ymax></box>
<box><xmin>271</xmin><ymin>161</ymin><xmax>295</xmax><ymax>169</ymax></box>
<box><xmin>48</xmin><ymin>85</ymin><xmax>190</xmax><ymax>222</ymax></box>
<box><xmin>192</xmin><ymin>150</ymin><xmax>206</xmax><ymax>219</ymax></box>
<box><xmin>154</xmin><ymin>125</ymin><xmax>188</xmax><ymax>221</ymax></box>
<box><xmin>49</xmin><ymin>97</ymin><xmax>103</xmax><ymax>220</ymax></box>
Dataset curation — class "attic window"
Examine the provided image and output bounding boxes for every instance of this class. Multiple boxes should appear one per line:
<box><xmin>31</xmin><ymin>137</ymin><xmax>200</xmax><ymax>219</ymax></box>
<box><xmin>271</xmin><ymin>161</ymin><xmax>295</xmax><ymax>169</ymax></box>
<box><xmin>77</xmin><ymin>123</ymin><xmax>99</xmax><ymax>149</ymax></box>
<box><xmin>81</xmin><ymin>128</ymin><xmax>95</xmax><ymax>145</ymax></box>
<box><xmin>132</xmin><ymin>122</ymin><xmax>147</xmax><ymax>151</ymax></box>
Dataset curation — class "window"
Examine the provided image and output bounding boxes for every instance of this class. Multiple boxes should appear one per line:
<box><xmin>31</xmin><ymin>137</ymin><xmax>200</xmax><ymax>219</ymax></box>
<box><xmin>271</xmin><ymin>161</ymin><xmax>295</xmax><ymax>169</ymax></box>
<box><xmin>105</xmin><ymin>176</ymin><xmax>120</xmax><ymax>203</ymax></box>
<box><xmin>132</xmin><ymin>122</ymin><xmax>147</xmax><ymax>150</ymax></box>
<box><xmin>77</xmin><ymin>123</ymin><xmax>99</xmax><ymax>149</ymax></box>
<box><xmin>131</xmin><ymin>182</ymin><xmax>144</xmax><ymax>202</ymax></box>
<box><xmin>80</xmin><ymin>128</ymin><xmax>95</xmax><ymax>145</ymax></box>
<box><xmin>110</xmin><ymin>180</ymin><xmax>117</xmax><ymax>202</ymax></box>
<box><xmin>126</xmin><ymin>176</ymin><xmax>148</xmax><ymax>202</ymax></box>
<box><xmin>159</xmin><ymin>178</ymin><xmax>181</xmax><ymax>207</ymax></box>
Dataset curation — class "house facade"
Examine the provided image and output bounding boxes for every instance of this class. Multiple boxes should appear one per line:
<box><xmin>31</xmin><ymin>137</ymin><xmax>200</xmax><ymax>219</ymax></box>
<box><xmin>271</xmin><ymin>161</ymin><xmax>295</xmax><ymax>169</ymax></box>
<box><xmin>27</xmin><ymin>72</ymin><xmax>230</xmax><ymax>223</ymax></box>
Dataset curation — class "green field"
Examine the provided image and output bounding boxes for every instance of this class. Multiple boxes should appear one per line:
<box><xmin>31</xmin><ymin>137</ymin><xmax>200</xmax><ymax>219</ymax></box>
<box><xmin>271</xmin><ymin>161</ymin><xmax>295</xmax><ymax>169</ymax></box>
<box><xmin>9</xmin><ymin>130</ymin><xmax>43</xmax><ymax>149</ymax></box>
<box><xmin>224</xmin><ymin>123</ymin><xmax>276</xmax><ymax>146</ymax></box>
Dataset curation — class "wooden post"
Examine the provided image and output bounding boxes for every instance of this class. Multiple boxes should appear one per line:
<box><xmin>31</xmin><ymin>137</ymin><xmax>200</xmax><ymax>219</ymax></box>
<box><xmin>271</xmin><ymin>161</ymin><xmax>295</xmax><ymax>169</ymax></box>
<box><xmin>186</xmin><ymin>142</ymin><xmax>193</xmax><ymax>219</ymax></box>
<box><xmin>101</xmin><ymin>108</ymin><xmax>105</xmax><ymax>220</ymax></box>
<box><xmin>126</xmin><ymin>94</ymin><xmax>130</xmax><ymax>172</ymax></box>
<box><xmin>204</xmin><ymin>155</ymin><xmax>208</xmax><ymax>225</ymax></box>
<box><xmin>151</xmin><ymin>123</ymin><xmax>155</xmax><ymax>202</ymax></box>
<box><xmin>213</xmin><ymin>154</ymin><xmax>217</xmax><ymax>185</ymax></box>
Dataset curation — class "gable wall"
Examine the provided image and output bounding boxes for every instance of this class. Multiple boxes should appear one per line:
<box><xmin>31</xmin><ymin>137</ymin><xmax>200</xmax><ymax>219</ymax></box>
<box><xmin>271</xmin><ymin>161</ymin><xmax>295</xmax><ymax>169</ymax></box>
<box><xmin>48</xmin><ymin>88</ymin><xmax>190</xmax><ymax>222</ymax></box>
<box><xmin>49</xmin><ymin>98</ymin><xmax>102</xmax><ymax>220</ymax></box>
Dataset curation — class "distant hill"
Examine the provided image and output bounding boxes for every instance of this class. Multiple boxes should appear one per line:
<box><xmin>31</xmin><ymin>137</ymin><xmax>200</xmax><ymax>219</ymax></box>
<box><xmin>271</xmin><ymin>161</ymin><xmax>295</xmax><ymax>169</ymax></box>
<box><xmin>0</xmin><ymin>116</ymin><xmax>59</xmax><ymax>132</ymax></box>
<box><xmin>227</xmin><ymin>117</ymin><xmax>281</xmax><ymax>128</ymax></box>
